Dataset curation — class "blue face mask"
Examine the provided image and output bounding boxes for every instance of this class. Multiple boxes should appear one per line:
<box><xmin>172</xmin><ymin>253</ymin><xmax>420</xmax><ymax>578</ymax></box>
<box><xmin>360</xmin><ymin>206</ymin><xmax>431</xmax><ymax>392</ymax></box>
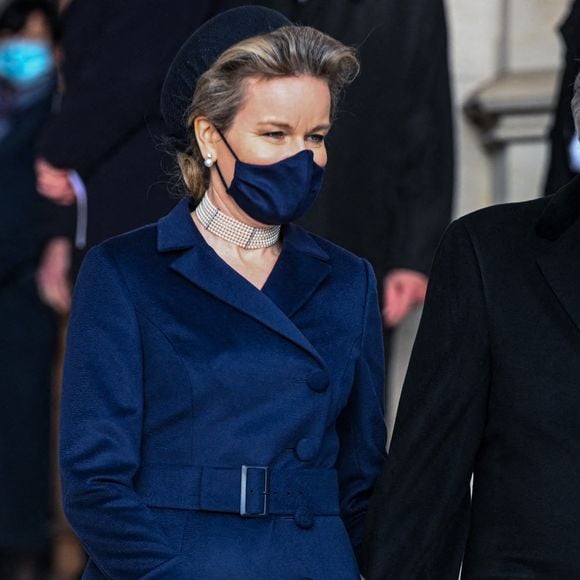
<box><xmin>0</xmin><ymin>39</ymin><xmax>54</xmax><ymax>88</ymax></box>
<box><xmin>215</xmin><ymin>132</ymin><xmax>325</xmax><ymax>225</ymax></box>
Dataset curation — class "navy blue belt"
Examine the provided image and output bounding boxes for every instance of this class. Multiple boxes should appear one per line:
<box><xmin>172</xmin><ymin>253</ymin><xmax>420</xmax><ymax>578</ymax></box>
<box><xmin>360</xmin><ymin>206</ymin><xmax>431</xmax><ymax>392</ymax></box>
<box><xmin>136</xmin><ymin>464</ymin><xmax>340</xmax><ymax>527</ymax></box>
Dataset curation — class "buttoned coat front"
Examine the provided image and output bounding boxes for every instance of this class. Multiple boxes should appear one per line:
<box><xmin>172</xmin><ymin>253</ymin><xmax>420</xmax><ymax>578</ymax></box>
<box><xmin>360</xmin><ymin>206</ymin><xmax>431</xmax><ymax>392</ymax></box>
<box><xmin>59</xmin><ymin>198</ymin><xmax>387</xmax><ymax>579</ymax></box>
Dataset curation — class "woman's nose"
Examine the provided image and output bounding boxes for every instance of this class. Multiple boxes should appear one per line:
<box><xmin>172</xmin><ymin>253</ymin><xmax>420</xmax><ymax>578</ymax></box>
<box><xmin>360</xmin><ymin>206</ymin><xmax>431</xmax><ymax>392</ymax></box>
<box><xmin>292</xmin><ymin>137</ymin><xmax>312</xmax><ymax>155</ymax></box>
<box><xmin>290</xmin><ymin>139</ymin><xmax>306</xmax><ymax>154</ymax></box>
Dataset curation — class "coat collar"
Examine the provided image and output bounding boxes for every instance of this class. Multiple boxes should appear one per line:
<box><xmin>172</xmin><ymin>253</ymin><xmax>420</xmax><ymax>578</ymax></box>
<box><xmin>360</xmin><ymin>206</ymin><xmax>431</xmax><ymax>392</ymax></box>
<box><xmin>535</xmin><ymin>177</ymin><xmax>580</xmax><ymax>333</ymax></box>
<box><xmin>157</xmin><ymin>198</ymin><xmax>331</xmax><ymax>363</ymax></box>
<box><xmin>535</xmin><ymin>175</ymin><xmax>580</xmax><ymax>241</ymax></box>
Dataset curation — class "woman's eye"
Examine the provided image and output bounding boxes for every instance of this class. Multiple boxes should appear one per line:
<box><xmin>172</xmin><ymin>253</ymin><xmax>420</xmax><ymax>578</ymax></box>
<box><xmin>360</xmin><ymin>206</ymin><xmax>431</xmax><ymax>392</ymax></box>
<box><xmin>307</xmin><ymin>134</ymin><xmax>326</xmax><ymax>144</ymax></box>
<box><xmin>264</xmin><ymin>131</ymin><xmax>285</xmax><ymax>140</ymax></box>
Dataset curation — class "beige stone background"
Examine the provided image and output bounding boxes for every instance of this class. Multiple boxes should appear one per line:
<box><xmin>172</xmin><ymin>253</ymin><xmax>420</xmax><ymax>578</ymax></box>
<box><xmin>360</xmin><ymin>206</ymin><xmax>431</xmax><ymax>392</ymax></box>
<box><xmin>388</xmin><ymin>0</ymin><xmax>571</xmax><ymax>439</ymax></box>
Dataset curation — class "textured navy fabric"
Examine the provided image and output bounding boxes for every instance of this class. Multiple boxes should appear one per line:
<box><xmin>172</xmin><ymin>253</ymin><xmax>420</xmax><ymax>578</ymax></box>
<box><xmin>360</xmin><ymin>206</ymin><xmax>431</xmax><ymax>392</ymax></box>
<box><xmin>60</xmin><ymin>198</ymin><xmax>387</xmax><ymax>579</ymax></box>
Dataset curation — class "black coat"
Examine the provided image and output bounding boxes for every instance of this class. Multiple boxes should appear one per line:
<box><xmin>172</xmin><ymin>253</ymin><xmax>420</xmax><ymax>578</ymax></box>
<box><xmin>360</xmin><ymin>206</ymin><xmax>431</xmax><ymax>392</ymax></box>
<box><xmin>220</xmin><ymin>0</ymin><xmax>454</xmax><ymax>283</ymax></box>
<box><xmin>544</xmin><ymin>0</ymin><xmax>580</xmax><ymax>195</ymax></box>
<box><xmin>0</xmin><ymin>84</ymin><xmax>68</xmax><ymax>550</ymax></box>
<box><xmin>362</xmin><ymin>177</ymin><xmax>580</xmax><ymax>578</ymax></box>
<box><xmin>37</xmin><ymin>0</ymin><xmax>218</xmax><ymax>249</ymax></box>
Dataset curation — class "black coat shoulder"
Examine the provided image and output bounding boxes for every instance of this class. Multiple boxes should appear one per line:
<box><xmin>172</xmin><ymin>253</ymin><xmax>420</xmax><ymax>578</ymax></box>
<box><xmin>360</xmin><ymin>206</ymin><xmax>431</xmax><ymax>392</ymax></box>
<box><xmin>456</xmin><ymin>196</ymin><xmax>550</xmax><ymax>241</ymax></box>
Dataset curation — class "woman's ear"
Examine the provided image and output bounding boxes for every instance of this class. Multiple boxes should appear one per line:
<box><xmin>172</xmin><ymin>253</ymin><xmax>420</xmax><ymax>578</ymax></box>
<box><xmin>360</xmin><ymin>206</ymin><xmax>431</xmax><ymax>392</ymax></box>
<box><xmin>193</xmin><ymin>117</ymin><xmax>219</xmax><ymax>160</ymax></box>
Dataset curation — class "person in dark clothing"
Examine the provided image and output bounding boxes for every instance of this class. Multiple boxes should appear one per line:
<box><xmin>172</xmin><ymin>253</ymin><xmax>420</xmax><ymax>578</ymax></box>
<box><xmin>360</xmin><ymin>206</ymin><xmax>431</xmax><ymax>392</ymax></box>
<box><xmin>34</xmin><ymin>0</ymin><xmax>219</xmax><ymax>253</ymax></box>
<box><xmin>0</xmin><ymin>1</ymin><xmax>72</xmax><ymax>578</ymax></box>
<box><xmin>220</xmin><ymin>0</ymin><xmax>454</xmax><ymax>369</ymax></box>
<box><xmin>544</xmin><ymin>0</ymin><xmax>580</xmax><ymax>195</ymax></box>
<box><xmin>363</xmin><ymin>72</ymin><xmax>580</xmax><ymax>580</ymax></box>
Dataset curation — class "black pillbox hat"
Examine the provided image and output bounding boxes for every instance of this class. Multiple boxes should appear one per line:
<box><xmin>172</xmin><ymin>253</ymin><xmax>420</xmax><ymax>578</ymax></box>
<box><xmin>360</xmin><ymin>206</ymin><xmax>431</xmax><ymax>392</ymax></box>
<box><xmin>161</xmin><ymin>6</ymin><xmax>292</xmax><ymax>151</ymax></box>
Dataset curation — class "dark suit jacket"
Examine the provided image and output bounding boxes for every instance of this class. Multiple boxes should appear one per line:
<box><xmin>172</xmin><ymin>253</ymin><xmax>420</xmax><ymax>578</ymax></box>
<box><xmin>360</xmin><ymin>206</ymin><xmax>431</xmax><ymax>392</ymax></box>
<box><xmin>362</xmin><ymin>177</ymin><xmax>580</xmax><ymax>578</ymax></box>
<box><xmin>220</xmin><ymin>0</ymin><xmax>454</xmax><ymax>283</ymax></box>
<box><xmin>544</xmin><ymin>0</ymin><xmax>580</xmax><ymax>195</ymax></box>
<box><xmin>37</xmin><ymin>0</ymin><xmax>217</xmax><ymax>248</ymax></box>
<box><xmin>59</xmin><ymin>198</ymin><xmax>387</xmax><ymax>579</ymax></box>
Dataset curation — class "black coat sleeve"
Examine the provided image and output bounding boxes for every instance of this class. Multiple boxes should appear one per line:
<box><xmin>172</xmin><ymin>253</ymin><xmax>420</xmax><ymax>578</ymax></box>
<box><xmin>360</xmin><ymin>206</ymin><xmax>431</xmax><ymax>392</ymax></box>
<box><xmin>388</xmin><ymin>0</ymin><xmax>454</xmax><ymax>276</ymax></box>
<box><xmin>361</xmin><ymin>218</ymin><xmax>490</xmax><ymax>579</ymax></box>
<box><xmin>37</xmin><ymin>0</ymin><xmax>156</xmax><ymax>176</ymax></box>
<box><xmin>37</xmin><ymin>0</ymin><xmax>214</xmax><ymax>178</ymax></box>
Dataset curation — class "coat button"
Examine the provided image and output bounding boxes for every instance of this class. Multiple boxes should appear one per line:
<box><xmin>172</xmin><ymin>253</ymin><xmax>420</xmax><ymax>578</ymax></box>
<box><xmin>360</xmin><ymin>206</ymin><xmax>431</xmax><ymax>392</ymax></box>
<box><xmin>294</xmin><ymin>506</ymin><xmax>314</xmax><ymax>530</ymax></box>
<box><xmin>296</xmin><ymin>438</ymin><xmax>317</xmax><ymax>462</ymax></box>
<box><xmin>306</xmin><ymin>370</ymin><xmax>329</xmax><ymax>393</ymax></box>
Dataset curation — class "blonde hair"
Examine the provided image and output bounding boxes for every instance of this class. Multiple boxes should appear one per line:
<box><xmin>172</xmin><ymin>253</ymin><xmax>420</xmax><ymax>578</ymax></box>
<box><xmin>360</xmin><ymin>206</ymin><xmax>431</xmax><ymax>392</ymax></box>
<box><xmin>176</xmin><ymin>25</ymin><xmax>359</xmax><ymax>199</ymax></box>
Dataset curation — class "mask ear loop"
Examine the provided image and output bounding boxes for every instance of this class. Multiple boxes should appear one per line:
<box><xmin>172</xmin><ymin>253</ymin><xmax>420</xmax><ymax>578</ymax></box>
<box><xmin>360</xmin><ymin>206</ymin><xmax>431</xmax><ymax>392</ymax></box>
<box><xmin>216</xmin><ymin>128</ymin><xmax>239</xmax><ymax>160</ymax></box>
<box><xmin>213</xmin><ymin>128</ymin><xmax>239</xmax><ymax>193</ymax></box>
<box><xmin>214</xmin><ymin>158</ymin><xmax>230</xmax><ymax>193</ymax></box>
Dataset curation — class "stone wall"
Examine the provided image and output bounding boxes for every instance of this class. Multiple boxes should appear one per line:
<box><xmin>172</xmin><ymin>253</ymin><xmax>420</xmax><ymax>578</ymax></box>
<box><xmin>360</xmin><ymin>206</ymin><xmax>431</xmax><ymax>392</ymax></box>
<box><xmin>450</xmin><ymin>0</ymin><xmax>568</xmax><ymax>213</ymax></box>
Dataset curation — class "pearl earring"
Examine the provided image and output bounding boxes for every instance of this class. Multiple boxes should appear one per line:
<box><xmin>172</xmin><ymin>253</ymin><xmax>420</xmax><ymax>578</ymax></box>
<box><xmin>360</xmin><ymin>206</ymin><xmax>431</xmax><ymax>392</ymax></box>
<box><xmin>204</xmin><ymin>153</ymin><xmax>214</xmax><ymax>168</ymax></box>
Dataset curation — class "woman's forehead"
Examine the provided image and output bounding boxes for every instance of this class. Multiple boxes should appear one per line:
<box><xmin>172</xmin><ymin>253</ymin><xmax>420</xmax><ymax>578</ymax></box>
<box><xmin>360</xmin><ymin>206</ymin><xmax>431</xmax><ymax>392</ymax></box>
<box><xmin>235</xmin><ymin>75</ymin><xmax>331</xmax><ymax>127</ymax></box>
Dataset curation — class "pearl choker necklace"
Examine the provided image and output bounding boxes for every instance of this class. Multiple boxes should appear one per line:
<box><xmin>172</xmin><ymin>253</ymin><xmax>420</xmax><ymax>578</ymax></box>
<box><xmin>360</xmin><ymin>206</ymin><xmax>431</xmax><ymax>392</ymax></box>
<box><xmin>195</xmin><ymin>193</ymin><xmax>281</xmax><ymax>249</ymax></box>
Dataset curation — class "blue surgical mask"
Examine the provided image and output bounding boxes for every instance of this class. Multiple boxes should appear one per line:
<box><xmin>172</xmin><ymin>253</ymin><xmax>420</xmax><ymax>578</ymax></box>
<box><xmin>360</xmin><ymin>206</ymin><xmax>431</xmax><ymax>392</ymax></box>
<box><xmin>0</xmin><ymin>39</ymin><xmax>54</xmax><ymax>88</ymax></box>
<box><xmin>215</xmin><ymin>132</ymin><xmax>325</xmax><ymax>225</ymax></box>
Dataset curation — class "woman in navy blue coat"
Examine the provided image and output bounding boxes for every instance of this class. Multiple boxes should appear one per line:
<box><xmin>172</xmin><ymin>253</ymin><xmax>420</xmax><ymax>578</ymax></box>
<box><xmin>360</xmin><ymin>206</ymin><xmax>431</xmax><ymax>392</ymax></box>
<box><xmin>59</xmin><ymin>7</ymin><xmax>387</xmax><ymax>579</ymax></box>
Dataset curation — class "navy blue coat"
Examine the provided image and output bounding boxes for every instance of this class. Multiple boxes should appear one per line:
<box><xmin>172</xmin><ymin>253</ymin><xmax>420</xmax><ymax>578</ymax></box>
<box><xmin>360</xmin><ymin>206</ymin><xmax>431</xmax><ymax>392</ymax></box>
<box><xmin>59</xmin><ymin>198</ymin><xmax>387</xmax><ymax>579</ymax></box>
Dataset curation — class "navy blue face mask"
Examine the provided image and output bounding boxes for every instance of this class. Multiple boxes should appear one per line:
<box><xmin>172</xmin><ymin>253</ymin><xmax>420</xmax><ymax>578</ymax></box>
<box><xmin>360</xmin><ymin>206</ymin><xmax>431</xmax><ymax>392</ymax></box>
<box><xmin>214</xmin><ymin>132</ymin><xmax>325</xmax><ymax>225</ymax></box>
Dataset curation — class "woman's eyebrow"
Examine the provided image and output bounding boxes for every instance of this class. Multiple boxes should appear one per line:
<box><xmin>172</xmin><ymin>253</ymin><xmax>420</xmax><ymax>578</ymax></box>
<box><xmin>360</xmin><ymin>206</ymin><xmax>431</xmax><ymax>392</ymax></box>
<box><xmin>257</xmin><ymin>120</ymin><xmax>294</xmax><ymax>130</ymax></box>
<box><xmin>257</xmin><ymin>120</ymin><xmax>331</xmax><ymax>132</ymax></box>
<box><xmin>309</xmin><ymin>123</ymin><xmax>332</xmax><ymax>132</ymax></box>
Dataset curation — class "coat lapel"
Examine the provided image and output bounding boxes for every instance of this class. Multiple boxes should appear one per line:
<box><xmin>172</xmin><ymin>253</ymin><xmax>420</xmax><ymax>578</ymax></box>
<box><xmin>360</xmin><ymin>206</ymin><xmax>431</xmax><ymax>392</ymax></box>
<box><xmin>536</xmin><ymin>177</ymin><xmax>580</xmax><ymax>332</ymax></box>
<box><xmin>157</xmin><ymin>199</ymin><xmax>330</xmax><ymax>364</ymax></box>
<box><xmin>261</xmin><ymin>224</ymin><xmax>331</xmax><ymax>318</ymax></box>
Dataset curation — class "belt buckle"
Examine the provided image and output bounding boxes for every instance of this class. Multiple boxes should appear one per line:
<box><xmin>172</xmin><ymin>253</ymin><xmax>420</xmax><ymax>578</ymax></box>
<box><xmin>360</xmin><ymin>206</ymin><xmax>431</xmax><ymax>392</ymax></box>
<box><xmin>240</xmin><ymin>465</ymin><xmax>269</xmax><ymax>517</ymax></box>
